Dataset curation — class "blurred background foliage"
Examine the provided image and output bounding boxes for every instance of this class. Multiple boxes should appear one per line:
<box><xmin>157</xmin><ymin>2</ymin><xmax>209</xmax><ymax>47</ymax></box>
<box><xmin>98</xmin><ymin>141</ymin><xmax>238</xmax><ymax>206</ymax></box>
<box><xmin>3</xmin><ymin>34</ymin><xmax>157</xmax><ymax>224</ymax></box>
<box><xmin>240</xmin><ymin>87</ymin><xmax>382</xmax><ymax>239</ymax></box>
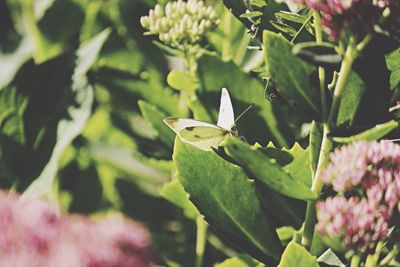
<box><xmin>2</xmin><ymin>0</ymin><xmax>398</xmax><ymax>266</ymax></box>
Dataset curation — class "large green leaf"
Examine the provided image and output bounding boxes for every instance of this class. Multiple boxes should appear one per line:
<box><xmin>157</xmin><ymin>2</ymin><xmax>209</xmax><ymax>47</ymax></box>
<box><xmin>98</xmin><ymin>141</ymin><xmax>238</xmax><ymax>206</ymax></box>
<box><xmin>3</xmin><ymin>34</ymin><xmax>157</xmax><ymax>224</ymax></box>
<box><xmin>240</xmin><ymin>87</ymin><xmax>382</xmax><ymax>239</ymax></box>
<box><xmin>196</xmin><ymin>55</ymin><xmax>301</xmax><ymax>147</ymax></box>
<box><xmin>224</xmin><ymin>137</ymin><xmax>316</xmax><ymax>201</ymax></box>
<box><xmin>263</xmin><ymin>31</ymin><xmax>320</xmax><ymax>119</ymax></box>
<box><xmin>278</xmin><ymin>242</ymin><xmax>319</xmax><ymax>267</ymax></box>
<box><xmin>22</xmin><ymin>29</ymin><xmax>110</xmax><ymax>199</ymax></box>
<box><xmin>174</xmin><ymin>138</ymin><xmax>283</xmax><ymax>263</ymax></box>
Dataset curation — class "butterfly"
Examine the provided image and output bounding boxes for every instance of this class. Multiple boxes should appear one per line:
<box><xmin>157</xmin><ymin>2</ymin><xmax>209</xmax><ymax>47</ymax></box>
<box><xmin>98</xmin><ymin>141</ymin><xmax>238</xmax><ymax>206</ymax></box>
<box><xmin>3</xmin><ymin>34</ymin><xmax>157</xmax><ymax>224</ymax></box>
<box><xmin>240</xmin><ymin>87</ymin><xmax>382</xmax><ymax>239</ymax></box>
<box><xmin>164</xmin><ymin>88</ymin><xmax>238</xmax><ymax>151</ymax></box>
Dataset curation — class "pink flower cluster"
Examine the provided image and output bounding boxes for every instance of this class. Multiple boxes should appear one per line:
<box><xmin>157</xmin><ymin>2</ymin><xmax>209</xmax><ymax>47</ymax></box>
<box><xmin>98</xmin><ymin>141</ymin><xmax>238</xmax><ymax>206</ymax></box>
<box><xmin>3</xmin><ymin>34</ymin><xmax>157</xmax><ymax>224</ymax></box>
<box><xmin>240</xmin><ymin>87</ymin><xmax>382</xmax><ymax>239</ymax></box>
<box><xmin>284</xmin><ymin>0</ymin><xmax>399</xmax><ymax>38</ymax></box>
<box><xmin>0</xmin><ymin>191</ymin><xmax>151</xmax><ymax>267</ymax></box>
<box><xmin>316</xmin><ymin>141</ymin><xmax>400</xmax><ymax>251</ymax></box>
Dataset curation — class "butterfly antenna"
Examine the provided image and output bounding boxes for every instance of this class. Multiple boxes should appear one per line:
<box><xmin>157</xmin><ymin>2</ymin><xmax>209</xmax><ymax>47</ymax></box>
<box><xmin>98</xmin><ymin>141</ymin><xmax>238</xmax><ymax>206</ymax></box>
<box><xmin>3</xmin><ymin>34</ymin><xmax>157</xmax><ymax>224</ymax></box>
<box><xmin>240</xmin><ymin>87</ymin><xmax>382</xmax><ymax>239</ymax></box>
<box><xmin>234</xmin><ymin>103</ymin><xmax>255</xmax><ymax>124</ymax></box>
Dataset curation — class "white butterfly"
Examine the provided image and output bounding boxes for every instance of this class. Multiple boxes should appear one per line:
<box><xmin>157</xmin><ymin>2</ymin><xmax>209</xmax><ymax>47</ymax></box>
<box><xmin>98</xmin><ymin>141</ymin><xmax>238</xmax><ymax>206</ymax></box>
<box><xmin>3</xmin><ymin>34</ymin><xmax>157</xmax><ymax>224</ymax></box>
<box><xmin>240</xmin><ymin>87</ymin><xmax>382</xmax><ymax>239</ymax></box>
<box><xmin>164</xmin><ymin>88</ymin><xmax>237</xmax><ymax>151</ymax></box>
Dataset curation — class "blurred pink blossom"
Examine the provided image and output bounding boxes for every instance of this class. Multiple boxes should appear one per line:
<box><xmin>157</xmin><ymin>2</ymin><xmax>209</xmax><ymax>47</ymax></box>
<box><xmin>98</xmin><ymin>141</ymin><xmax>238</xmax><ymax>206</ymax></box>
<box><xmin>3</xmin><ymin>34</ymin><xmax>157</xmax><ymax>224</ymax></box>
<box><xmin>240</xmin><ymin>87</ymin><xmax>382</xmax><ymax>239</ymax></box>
<box><xmin>283</xmin><ymin>0</ymin><xmax>399</xmax><ymax>38</ymax></box>
<box><xmin>316</xmin><ymin>141</ymin><xmax>400</xmax><ymax>250</ymax></box>
<box><xmin>0</xmin><ymin>191</ymin><xmax>151</xmax><ymax>267</ymax></box>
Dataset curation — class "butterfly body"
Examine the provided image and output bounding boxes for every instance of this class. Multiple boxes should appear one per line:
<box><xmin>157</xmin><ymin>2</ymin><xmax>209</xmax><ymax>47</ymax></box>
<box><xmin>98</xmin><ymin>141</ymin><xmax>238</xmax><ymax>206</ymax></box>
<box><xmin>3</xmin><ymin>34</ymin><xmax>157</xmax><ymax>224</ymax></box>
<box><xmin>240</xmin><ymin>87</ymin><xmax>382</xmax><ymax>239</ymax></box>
<box><xmin>164</xmin><ymin>88</ymin><xmax>237</xmax><ymax>151</ymax></box>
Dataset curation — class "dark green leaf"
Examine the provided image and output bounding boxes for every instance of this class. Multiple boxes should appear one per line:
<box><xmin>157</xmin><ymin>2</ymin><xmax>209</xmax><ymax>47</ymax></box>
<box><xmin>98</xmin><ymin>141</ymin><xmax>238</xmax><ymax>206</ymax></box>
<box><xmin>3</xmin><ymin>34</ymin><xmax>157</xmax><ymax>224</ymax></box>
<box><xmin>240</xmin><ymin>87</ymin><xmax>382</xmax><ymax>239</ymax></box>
<box><xmin>22</xmin><ymin>29</ymin><xmax>110</xmax><ymax>199</ymax></box>
<box><xmin>336</xmin><ymin>71</ymin><xmax>366</xmax><ymax>126</ymax></box>
<box><xmin>263</xmin><ymin>31</ymin><xmax>320</xmax><ymax>119</ymax></box>
<box><xmin>224</xmin><ymin>137</ymin><xmax>317</xmax><ymax>200</ymax></box>
<box><xmin>174</xmin><ymin>138</ymin><xmax>283</xmax><ymax>263</ymax></box>
<box><xmin>275</xmin><ymin>11</ymin><xmax>306</xmax><ymax>24</ymax></box>
<box><xmin>386</xmin><ymin>47</ymin><xmax>400</xmax><ymax>90</ymax></box>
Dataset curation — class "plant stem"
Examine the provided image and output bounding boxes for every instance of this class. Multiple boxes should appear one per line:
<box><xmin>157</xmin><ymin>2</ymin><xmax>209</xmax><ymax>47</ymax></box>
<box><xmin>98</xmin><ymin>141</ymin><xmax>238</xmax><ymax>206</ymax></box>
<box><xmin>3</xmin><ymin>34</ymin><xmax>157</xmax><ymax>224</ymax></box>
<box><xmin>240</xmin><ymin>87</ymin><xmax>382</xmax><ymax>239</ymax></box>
<box><xmin>222</xmin><ymin>8</ymin><xmax>232</xmax><ymax>61</ymax></box>
<box><xmin>302</xmin><ymin>38</ymin><xmax>360</xmax><ymax>249</ymax></box>
<box><xmin>351</xmin><ymin>255</ymin><xmax>361</xmax><ymax>267</ymax></box>
<box><xmin>366</xmin><ymin>242</ymin><xmax>383</xmax><ymax>267</ymax></box>
<box><xmin>380</xmin><ymin>244</ymin><xmax>399</xmax><ymax>266</ymax></box>
<box><xmin>195</xmin><ymin>216</ymin><xmax>208</xmax><ymax>267</ymax></box>
<box><xmin>290</xmin><ymin>13</ymin><xmax>313</xmax><ymax>44</ymax></box>
<box><xmin>313</xmin><ymin>11</ymin><xmax>327</xmax><ymax>121</ymax></box>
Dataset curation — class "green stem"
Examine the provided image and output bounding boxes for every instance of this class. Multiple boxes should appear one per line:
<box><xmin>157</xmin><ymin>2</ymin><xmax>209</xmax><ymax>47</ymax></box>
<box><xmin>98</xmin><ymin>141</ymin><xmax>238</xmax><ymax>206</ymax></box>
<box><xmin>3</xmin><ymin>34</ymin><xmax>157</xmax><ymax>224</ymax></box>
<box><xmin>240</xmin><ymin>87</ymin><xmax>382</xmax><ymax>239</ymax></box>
<box><xmin>350</xmin><ymin>255</ymin><xmax>361</xmax><ymax>267</ymax></box>
<box><xmin>366</xmin><ymin>242</ymin><xmax>383</xmax><ymax>267</ymax></box>
<box><xmin>195</xmin><ymin>217</ymin><xmax>208</xmax><ymax>267</ymax></box>
<box><xmin>222</xmin><ymin>8</ymin><xmax>232</xmax><ymax>61</ymax></box>
<box><xmin>234</xmin><ymin>29</ymin><xmax>251</xmax><ymax>65</ymax></box>
<box><xmin>313</xmin><ymin>11</ymin><xmax>327</xmax><ymax>120</ymax></box>
<box><xmin>302</xmin><ymin>38</ymin><xmax>363</xmax><ymax>249</ymax></box>
<box><xmin>290</xmin><ymin>13</ymin><xmax>313</xmax><ymax>44</ymax></box>
<box><xmin>327</xmin><ymin>38</ymin><xmax>358</xmax><ymax>125</ymax></box>
<box><xmin>21</xmin><ymin>0</ymin><xmax>45</xmax><ymax>62</ymax></box>
<box><xmin>380</xmin><ymin>244</ymin><xmax>399</xmax><ymax>266</ymax></box>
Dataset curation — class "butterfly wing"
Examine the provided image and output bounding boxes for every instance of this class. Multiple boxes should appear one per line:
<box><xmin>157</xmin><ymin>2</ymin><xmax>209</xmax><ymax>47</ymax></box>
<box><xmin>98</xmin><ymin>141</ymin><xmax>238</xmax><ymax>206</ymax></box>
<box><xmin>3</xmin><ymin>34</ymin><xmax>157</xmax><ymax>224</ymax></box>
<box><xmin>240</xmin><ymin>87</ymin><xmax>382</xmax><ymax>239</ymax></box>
<box><xmin>217</xmin><ymin>88</ymin><xmax>235</xmax><ymax>131</ymax></box>
<box><xmin>164</xmin><ymin>118</ymin><xmax>228</xmax><ymax>151</ymax></box>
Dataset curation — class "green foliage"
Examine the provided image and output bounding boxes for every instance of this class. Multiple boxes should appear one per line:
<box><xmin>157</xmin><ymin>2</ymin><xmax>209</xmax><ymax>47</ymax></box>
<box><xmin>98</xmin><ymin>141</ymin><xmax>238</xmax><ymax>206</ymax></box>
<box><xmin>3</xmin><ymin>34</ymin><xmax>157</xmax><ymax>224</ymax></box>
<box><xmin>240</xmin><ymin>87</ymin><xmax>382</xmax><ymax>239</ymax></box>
<box><xmin>278</xmin><ymin>242</ymin><xmax>319</xmax><ymax>267</ymax></box>
<box><xmin>174</xmin><ymin>138</ymin><xmax>283</xmax><ymax>263</ymax></box>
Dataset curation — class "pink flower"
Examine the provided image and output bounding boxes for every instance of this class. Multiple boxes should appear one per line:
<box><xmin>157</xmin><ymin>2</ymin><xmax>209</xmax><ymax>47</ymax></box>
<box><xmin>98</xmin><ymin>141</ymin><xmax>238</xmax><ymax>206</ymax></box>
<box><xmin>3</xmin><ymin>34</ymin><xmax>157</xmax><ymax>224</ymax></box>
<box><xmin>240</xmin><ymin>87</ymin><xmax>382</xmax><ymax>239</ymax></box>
<box><xmin>316</xmin><ymin>141</ymin><xmax>400</xmax><ymax>250</ymax></box>
<box><xmin>0</xmin><ymin>191</ymin><xmax>152</xmax><ymax>267</ymax></box>
<box><xmin>283</xmin><ymin>0</ymin><xmax>399</xmax><ymax>38</ymax></box>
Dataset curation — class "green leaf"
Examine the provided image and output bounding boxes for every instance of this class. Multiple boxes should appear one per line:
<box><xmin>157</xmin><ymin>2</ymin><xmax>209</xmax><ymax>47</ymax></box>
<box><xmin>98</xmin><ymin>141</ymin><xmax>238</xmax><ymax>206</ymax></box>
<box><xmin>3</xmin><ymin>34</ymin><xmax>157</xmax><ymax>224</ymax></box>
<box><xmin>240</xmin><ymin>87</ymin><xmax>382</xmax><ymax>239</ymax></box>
<box><xmin>249</xmin><ymin>0</ymin><xmax>267</xmax><ymax>8</ymax></box>
<box><xmin>215</xmin><ymin>255</ymin><xmax>263</xmax><ymax>267</ymax></box>
<box><xmin>275</xmin><ymin>11</ymin><xmax>306</xmax><ymax>24</ymax></box>
<box><xmin>386</xmin><ymin>47</ymin><xmax>400</xmax><ymax>90</ymax></box>
<box><xmin>0</xmin><ymin>86</ymin><xmax>28</xmax><ymax>144</ymax></box>
<box><xmin>309</xmin><ymin>121</ymin><xmax>323</xmax><ymax>174</ymax></box>
<box><xmin>22</xmin><ymin>29</ymin><xmax>110</xmax><ymax>199</ymax></box>
<box><xmin>224</xmin><ymin>137</ymin><xmax>317</xmax><ymax>200</ymax></box>
<box><xmin>292</xmin><ymin>42</ymin><xmax>342</xmax><ymax>67</ymax></box>
<box><xmin>281</xmin><ymin>143</ymin><xmax>312</xmax><ymax>188</ymax></box>
<box><xmin>317</xmin><ymin>249</ymin><xmax>345</xmax><ymax>267</ymax></box>
<box><xmin>332</xmin><ymin>120</ymin><xmax>399</xmax><ymax>143</ymax></box>
<box><xmin>160</xmin><ymin>179</ymin><xmax>200</xmax><ymax>220</ymax></box>
<box><xmin>0</xmin><ymin>38</ymin><xmax>32</xmax><ymax>90</ymax></box>
<box><xmin>138</xmin><ymin>100</ymin><xmax>175</xmax><ymax>147</ymax></box>
<box><xmin>336</xmin><ymin>71</ymin><xmax>365</xmax><ymax>126</ymax></box>
<box><xmin>196</xmin><ymin>55</ymin><xmax>302</xmax><ymax>147</ymax></box>
<box><xmin>270</xmin><ymin>21</ymin><xmax>297</xmax><ymax>36</ymax></box>
<box><xmin>240</xmin><ymin>11</ymin><xmax>263</xmax><ymax>19</ymax></box>
<box><xmin>167</xmin><ymin>70</ymin><xmax>199</xmax><ymax>91</ymax></box>
<box><xmin>22</xmin><ymin>0</ymin><xmax>85</xmax><ymax>63</ymax></box>
<box><xmin>263</xmin><ymin>31</ymin><xmax>320</xmax><ymax>119</ymax></box>
<box><xmin>278</xmin><ymin>242</ymin><xmax>319</xmax><ymax>267</ymax></box>
<box><xmin>174</xmin><ymin>139</ymin><xmax>283</xmax><ymax>263</ymax></box>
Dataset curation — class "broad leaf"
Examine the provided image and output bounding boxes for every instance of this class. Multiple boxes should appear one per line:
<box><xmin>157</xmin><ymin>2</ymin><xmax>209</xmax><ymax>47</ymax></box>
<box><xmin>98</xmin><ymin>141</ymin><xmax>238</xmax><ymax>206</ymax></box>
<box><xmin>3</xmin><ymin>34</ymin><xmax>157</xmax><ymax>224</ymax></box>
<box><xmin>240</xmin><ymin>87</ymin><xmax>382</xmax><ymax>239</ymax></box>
<box><xmin>174</xmin><ymin>139</ymin><xmax>282</xmax><ymax>263</ymax></box>
<box><xmin>22</xmin><ymin>29</ymin><xmax>110</xmax><ymax>199</ymax></box>
<box><xmin>263</xmin><ymin>31</ymin><xmax>320</xmax><ymax>119</ymax></box>
<box><xmin>317</xmin><ymin>249</ymin><xmax>345</xmax><ymax>267</ymax></box>
<box><xmin>224</xmin><ymin>137</ymin><xmax>317</xmax><ymax>200</ymax></box>
<box><xmin>386</xmin><ymin>47</ymin><xmax>400</xmax><ymax>90</ymax></box>
<box><xmin>278</xmin><ymin>242</ymin><xmax>319</xmax><ymax>267</ymax></box>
